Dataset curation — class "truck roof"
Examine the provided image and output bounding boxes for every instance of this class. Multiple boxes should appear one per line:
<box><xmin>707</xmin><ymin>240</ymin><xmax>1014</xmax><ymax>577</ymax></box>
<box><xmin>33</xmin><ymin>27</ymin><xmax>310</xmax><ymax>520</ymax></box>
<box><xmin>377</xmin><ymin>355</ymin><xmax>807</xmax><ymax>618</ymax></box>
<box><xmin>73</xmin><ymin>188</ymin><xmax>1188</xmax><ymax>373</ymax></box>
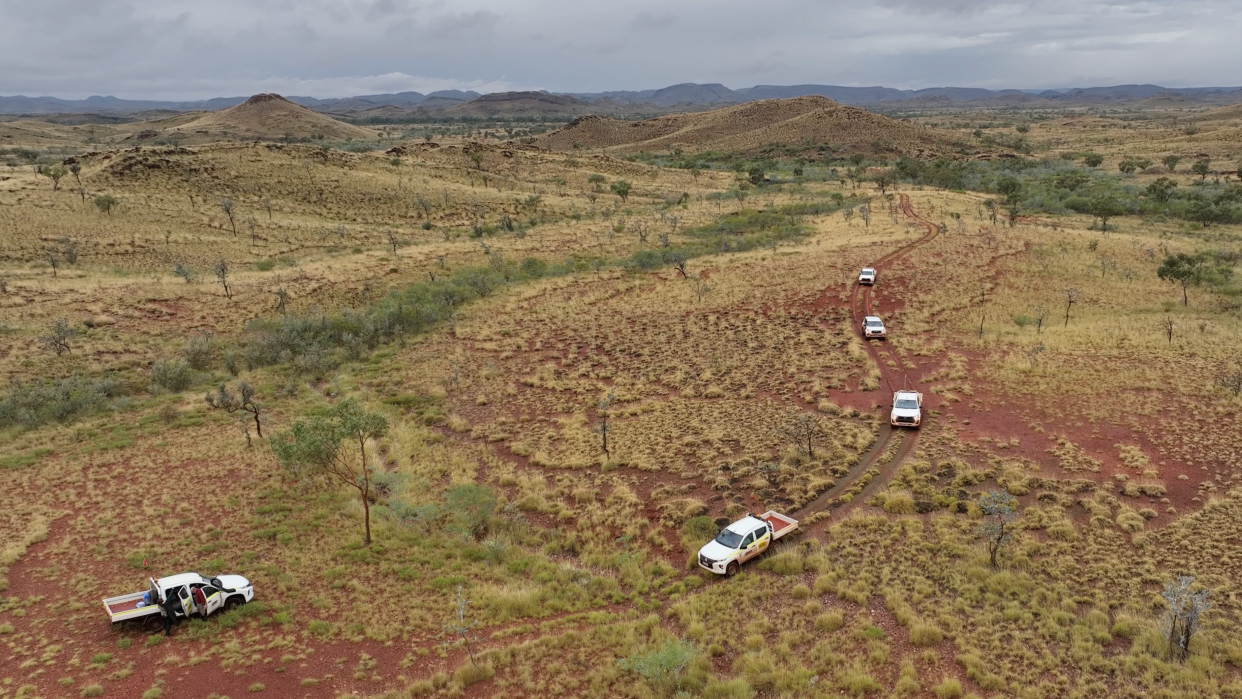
<box><xmin>157</xmin><ymin>573</ymin><xmax>207</xmax><ymax>588</ymax></box>
<box><xmin>894</xmin><ymin>390</ymin><xmax>920</xmax><ymax>397</ymax></box>
<box><xmin>726</xmin><ymin>516</ymin><xmax>764</xmax><ymax>534</ymax></box>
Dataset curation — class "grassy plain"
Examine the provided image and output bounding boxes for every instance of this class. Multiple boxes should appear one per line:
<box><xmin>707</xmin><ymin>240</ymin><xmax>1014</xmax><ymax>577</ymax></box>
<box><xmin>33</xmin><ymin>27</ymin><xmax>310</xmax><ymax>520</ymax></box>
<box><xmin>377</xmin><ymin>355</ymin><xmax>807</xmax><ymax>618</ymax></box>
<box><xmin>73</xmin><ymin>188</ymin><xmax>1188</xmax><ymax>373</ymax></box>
<box><xmin>1</xmin><ymin>104</ymin><xmax>1242</xmax><ymax>699</ymax></box>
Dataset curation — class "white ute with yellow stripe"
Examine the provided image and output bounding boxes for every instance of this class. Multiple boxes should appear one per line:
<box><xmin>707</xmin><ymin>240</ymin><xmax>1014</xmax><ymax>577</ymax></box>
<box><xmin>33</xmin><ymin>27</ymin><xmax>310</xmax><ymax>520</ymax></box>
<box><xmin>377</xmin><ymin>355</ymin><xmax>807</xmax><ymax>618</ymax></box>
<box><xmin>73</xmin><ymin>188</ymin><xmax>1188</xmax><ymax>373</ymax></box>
<box><xmin>103</xmin><ymin>572</ymin><xmax>254</xmax><ymax>625</ymax></box>
<box><xmin>698</xmin><ymin>511</ymin><xmax>799</xmax><ymax>576</ymax></box>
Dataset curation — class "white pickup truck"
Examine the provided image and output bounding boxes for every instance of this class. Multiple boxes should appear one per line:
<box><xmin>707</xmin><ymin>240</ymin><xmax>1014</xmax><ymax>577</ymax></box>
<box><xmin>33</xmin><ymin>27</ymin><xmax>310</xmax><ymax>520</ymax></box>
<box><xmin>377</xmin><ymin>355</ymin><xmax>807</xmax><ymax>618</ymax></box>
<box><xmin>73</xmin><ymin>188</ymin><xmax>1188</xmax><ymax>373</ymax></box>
<box><xmin>858</xmin><ymin>267</ymin><xmax>877</xmax><ymax>285</ymax></box>
<box><xmin>890</xmin><ymin>390</ymin><xmax>923</xmax><ymax>427</ymax></box>
<box><xmin>698</xmin><ymin>511</ymin><xmax>799</xmax><ymax>576</ymax></box>
<box><xmin>862</xmin><ymin>315</ymin><xmax>887</xmax><ymax>339</ymax></box>
<box><xmin>103</xmin><ymin>573</ymin><xmax>254</xmax><ymax>626</ymax></box>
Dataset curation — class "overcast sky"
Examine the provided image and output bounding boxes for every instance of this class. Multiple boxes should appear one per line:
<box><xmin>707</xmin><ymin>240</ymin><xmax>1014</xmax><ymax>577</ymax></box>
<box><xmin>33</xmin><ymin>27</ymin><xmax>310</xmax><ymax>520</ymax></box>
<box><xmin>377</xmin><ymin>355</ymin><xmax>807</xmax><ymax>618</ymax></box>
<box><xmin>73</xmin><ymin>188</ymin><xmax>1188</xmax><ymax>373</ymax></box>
<box><xmin>1</xmin><ymin>0</ymin><xmax>1237</xmax><ymax>100</ymax></box>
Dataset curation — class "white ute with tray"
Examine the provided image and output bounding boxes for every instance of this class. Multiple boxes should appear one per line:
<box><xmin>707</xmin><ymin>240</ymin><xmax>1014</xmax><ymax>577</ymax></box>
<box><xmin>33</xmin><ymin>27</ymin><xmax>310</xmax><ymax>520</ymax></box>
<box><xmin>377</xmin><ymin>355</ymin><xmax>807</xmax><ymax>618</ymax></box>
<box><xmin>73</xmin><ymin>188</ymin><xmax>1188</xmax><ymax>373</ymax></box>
<box><xmin>890</xmin><ymin>390</ymin><xmax>924</xmax><ymax>427</ymax></box>
<box><xmin>698</xmin><ymin>511</ymin><xmax>799</xmax><ymax>576</ymax></box>
<box><xmin>103</xmin><ymin>572</ymin><xmax>255</xmax><ymax>627</ymax></box>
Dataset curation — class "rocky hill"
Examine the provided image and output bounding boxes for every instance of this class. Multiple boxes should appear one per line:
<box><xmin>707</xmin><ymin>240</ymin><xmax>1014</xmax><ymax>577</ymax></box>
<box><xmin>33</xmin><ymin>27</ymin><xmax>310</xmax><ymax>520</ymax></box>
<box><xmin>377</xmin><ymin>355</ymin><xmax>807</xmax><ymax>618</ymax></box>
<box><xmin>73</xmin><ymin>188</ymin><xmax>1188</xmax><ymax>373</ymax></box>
<box><xmin>169</xmin><ymin>93</ymin><xmax>375</xmax><ymax>141</ymax></box>
<box><xmin>533</xmin><ymin>95</ymin><xmax>972</xmax><ymax>158</ymax></box>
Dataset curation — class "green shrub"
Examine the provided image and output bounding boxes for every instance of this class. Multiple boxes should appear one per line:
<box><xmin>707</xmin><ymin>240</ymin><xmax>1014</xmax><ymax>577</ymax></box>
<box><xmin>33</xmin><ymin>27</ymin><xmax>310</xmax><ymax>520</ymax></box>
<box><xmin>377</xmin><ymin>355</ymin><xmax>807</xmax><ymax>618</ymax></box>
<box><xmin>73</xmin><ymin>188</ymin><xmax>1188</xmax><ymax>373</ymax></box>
<box><xmin>0</xmin><ymin>375</ymin><xmax>119</xmax><ymax>428</ymax></box>
<box><xmin>453</xmin><ymin>663</ymin><xmax>494</xmax><ymax>687</ymax></box>
<box><xmin>761</xmin><ymin>551</ymin><xmax>804</xmax><ymax>575</ymax></box>
<box><xmin>838</xmin><ymin>668</ymin><xmax>881</xmax><ymax>696</ymax></box>
<box><xmin>933</xmin><ymin>678</ymin><xmax>963</xmax><ymax>699</ymax></box>
<box><xmin>815</xmin><ymin>611</ymin><xmax>845</xmax><ymax>632</ymax></box>
<box><xmin>910</xmin><ymin>623</ymin><xmax>944</xmax><ymax>646</ymax></box>
<box><xmin>80</xmin><ymin>686</ymin><xmax>104</xmax><ymax>698</ymax></box>
<box><xmin>702</xmin><ymin>678</ymin><xmax>756</xmax><ymax>699</ymax></box>
<box><xmin>150</xmin><ymin>358</ymin><xmax>193</xmax><ymax>393</ymax></box>
<box><xmin>883</xmin><ymin>492</ymin><xmax>916</xmax><ymax>515</ymax></box>
<box><xmin>618</xmin><ymin>640</ymin><xmax>697</xmax><ymax>694</ymax></box>
<box><xmin>255</xmin><ymin>260</ymin><xmax>276</xmax><ymax>271</ymax></box>
<box><xmin>445</xmin><ymin>484</ymin><xmax>496</xmax><ymax>538</ymax></box>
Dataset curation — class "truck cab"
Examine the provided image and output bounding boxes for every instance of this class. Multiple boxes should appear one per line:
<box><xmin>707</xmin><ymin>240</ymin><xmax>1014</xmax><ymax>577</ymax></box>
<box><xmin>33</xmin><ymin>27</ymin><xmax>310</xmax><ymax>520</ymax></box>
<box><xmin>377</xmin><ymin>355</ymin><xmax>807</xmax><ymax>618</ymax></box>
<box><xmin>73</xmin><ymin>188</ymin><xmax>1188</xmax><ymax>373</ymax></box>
<box><xmin>862</xmin><ymin>315</ymin><xmax>887</xmax><ymax>339</ymax></box>
<box><xmin>859</xmin><ymin>267</ymin><xmax>877</xmax><ymax>285</ymax></box>
<box><xmin>698</xmin><ymin>511</ymin><xmax>798</xmax><ymax>576</ymax></box>
<box><xmin>890</xmin><ymin>390</ymin><xmax>923</xmax><ymax>427</ymax></box>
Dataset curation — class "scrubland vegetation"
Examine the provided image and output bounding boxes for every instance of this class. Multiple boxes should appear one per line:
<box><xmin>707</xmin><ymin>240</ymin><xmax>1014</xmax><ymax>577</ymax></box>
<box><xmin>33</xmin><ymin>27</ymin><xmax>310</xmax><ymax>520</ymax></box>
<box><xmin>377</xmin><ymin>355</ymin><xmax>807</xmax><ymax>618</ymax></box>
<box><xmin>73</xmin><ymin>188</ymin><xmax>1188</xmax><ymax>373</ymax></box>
<box><xmin>2</xmin><ymin>99</ymin><xmax>1242</xmax><ymax>699</ymax></box>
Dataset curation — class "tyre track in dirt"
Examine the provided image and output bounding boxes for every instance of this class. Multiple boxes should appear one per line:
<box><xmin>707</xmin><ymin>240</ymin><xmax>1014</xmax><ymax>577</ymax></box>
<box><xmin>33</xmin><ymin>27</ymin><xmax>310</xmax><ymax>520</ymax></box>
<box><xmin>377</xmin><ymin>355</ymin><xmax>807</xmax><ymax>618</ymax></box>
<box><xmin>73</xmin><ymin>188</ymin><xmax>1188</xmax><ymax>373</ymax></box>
<box><xmin>795</xmin><ymin>193</ymin><xmax>940</xmax><ymax>532</ymax></box>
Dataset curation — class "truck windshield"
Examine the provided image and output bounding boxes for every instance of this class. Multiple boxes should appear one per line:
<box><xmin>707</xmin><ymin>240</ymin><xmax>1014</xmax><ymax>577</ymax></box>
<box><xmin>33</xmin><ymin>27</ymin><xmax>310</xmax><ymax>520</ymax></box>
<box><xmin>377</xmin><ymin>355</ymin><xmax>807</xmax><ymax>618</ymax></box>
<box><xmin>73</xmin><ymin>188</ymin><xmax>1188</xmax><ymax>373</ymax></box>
<box><xmin>714</xmin><ymin>530</ymin><xmax>743</xmax><ymax>548</ymax></box>
<box><xmin>895</xmin><ymin>399</ymin><xmax>919</xmax><ymax>409</ymax></box>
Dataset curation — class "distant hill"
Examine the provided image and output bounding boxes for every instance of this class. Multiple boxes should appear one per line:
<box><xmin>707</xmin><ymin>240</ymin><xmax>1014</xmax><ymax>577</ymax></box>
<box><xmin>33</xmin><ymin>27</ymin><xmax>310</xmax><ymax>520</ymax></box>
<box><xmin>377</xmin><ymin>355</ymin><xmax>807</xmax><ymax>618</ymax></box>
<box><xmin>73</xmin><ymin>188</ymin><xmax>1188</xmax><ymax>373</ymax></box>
<box><xmin>532</xmin><ymin>95</ymin><xmax>972</xmax><ymax>158</ymax></box>
<box><xmin>4</xmin><ymin>83</ymin><xmax>1242</xmax><ymax>118</ymax></box>
<box><xmin>169</xmin><ymin>94</ymin><xmax>375</xmax><ymax>141</ymax></box>
<box><xmin>438</xmin><ymin>91</ymin><xmax>593</xmax><ymax>117</ymax></box>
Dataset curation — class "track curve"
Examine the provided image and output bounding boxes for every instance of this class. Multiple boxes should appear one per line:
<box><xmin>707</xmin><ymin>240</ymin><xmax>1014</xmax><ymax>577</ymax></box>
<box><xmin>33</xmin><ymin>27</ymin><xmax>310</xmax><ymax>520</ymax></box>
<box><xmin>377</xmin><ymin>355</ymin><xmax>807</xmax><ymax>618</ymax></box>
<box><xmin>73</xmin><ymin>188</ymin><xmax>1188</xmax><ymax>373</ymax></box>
<box><xmin>796</xmin><ymin>193</ymin><xmax>941</xmax><ymax>529</ymax></box>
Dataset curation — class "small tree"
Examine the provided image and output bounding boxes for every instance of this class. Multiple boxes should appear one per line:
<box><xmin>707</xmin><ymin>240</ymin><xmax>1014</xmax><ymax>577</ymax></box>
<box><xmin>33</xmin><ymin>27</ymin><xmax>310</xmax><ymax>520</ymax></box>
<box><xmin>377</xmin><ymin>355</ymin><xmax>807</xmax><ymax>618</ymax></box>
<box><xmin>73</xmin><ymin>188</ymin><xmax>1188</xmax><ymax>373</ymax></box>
<box><xmin>39</xmin><ymin>163</ymin><xmax>68</xmax><ymax>190</ymax></box>
<box><xmin>1082</xmin><ymin>152</ymin><xmax>1104</xmax><ymax>168</ymax></box>
<box><xmin>40</xmin><ymin>318</ymin><xmax>77</xmax><ymax>355</ymax></box>
<box><xmin>1162</xmin><ymin>155</ymin><xmax>1181</xmax><ymax>173</ymax></box>
<box><xmin>1088</xmin><ymin>194</ymin><xmax>1125</xmax><ymax>232</ymax></box>
<box><xmin>1191</xmin><ymin>158</ymin><xmax>1211</xmax><ymax>183</ymax></box>
<box><xmin>213</xmin><ymin>258</ymin><xmax>232</xmax><ymax>299</ymax></box>
<box><xmin>610</xmin><ymin>179</ymin><xmax>631</xmax><ymax>203</ymax></box>
<box><xmin>1146</xmin><ymin>177</ymin><xmax>1178</xmax><ymax>203</ymax></box>
<box><xmin>780</xmin><ymin>412</ymin><xmax>827</xmax><ymax>459</ymax></box>
<box><xmin>1159</xmin><ymin>316</ymin><xmax>1175</xmax><ymax>344</ymax></box>
<box><xmin>594</xmin><ymin>390</ymin><xmax>615</xmax><ymax>457</ymax></box>
<box><xmin>440</xmin><ymin>586</ymin><xmax>481</xmax><ymax>665</ymax></box>
<box><xmin>220</xmin><ymin>198</ymin><xmax>238</xmax><ymax>236</ymax></box>
<box><xmin>1033</xmin><ymin>306</ymin><xmax>1048</xmax><ymax>334</ymax></box>
<box><xmin>272</xmin><ymin>399</ymin><xmax>389</xmax><ymax>546</ymax></box>
<box><xmin>1063</xmin><ymin>287</ymin><xmax>1079</xmax><ymax>327</ymax></box>
<box><xmin>976</xmin><ymin>489</ymin><xmax>1018</xmax><ymax>568</ymax></box>
<box><xmin>871</xmin><ymin>171</ymin><xmax>894</xmax><ymax>195</ymax></box>
<box><xmin>205</xmin><ymin>381</ymin><xmax>263</xmax><ymax>443</ymax></box>
<box><xmin>1157</xmin><ymin>253</ymin><xmax>1203</xmax><ymax>306</ymax></box>
<box><xmin>843</xmin><ymin>208</ymin><xmax>854</xmax><ymax>226</ymax></box>
<box><xmin>93</xmin><ymin>194</ymin><xmax>117</xmax><ymax>214</ymax></box>
<box><xmin>173</xmin><ymin>262</ymin><xmax>195</xmax><ymax>284</ymax></box>
<box><xmin>1161</xmin><ymin>575</ymin><xmax>1210</xmax><ymax>662</ymax></box>
<box><xmin>69</xmin><ymin>162</ymin><xmax>82</xmax><ymax>187</ymax></box>
<box><xmin>664</xmin><ymin>249</ymin><xmax>689</xmax><ymax>278</ymax></box>
<box><xmin>45</xmin><ymin>248</ymin><xmax>59</xmax><ymax>278</ymax></box>
<box><xmin>859</xmin><ymin>203</ymin><xmax>871</xmax><ymax>228</ymax></box>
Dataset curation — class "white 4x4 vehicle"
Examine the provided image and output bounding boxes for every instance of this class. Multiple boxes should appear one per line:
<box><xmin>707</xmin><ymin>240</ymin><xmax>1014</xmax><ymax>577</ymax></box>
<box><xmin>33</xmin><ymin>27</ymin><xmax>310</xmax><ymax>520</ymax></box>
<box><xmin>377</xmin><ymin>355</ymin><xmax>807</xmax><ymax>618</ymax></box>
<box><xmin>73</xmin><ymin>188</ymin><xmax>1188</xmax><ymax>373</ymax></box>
<box><xmin>698</xmin><ymin>511</ymin><xmax>798</xmax><ymax>576</ymax></box>
<box><xmin>104</xmin><ymin>572</ymin><xmax>255</xmax><ymax>626</ymax></box>
<box><xmin>858</xmin><ymin>267</ymin><xmax>877</xmax><ymax>285</ymax></box>
<box><xmin>890</xmin><ymin>390</ymin><xmax>923</xmax><ymax>427</ymax></box>
<box><xmin>862</xmin><ymin>315</ymin><xmax>886</xmax><ymax>339</ymax></box>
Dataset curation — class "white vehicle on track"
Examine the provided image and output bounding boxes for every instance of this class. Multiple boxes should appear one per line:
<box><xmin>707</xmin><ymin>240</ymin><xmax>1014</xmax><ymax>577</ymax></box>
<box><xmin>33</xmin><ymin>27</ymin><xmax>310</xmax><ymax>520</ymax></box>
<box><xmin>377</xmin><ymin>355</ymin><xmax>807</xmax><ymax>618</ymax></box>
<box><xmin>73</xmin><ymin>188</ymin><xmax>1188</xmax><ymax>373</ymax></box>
<box><xmin>858</xmin><ymin>267</ymin><xmax>877</xmax><ymax>285</ymax></box>
<box><xmin>698</xmin><ymin>511</ymin><xmax>799</xmax><ymax>576</ymax></box>
<box><xmin>890</xmin><ymin>390</ymin><xmax>924</xmax><ymax>427</ymax></box>
<box><xmin>862</xmin><ymin>315</ymin><xmax>887</xmax><ymax>339</ymax></box>
<box><xmin>103</xmin><ymin>573</ymin><xmax>254</xmax><ymax>626</ymax></box>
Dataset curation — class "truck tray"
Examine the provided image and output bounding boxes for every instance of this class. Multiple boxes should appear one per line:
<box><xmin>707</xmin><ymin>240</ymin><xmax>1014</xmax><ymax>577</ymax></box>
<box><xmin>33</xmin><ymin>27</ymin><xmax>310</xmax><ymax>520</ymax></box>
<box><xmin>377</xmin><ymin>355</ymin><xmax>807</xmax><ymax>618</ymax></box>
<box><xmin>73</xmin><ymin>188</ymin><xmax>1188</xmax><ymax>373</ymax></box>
<box><xmin>760</xmin><ymin>511</ymin><xmax>798</xmax><ymax>539</ymax></box>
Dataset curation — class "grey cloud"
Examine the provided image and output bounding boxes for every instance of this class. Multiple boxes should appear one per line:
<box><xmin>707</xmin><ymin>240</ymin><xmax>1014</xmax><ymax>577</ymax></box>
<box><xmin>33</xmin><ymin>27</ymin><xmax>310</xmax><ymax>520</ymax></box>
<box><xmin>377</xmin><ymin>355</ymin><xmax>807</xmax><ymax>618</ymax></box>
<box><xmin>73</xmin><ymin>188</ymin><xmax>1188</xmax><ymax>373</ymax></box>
<box><xmin>0</xmin><ymin>0</ymin><xmax>1238</xmax><ymax>99</ymax></box>
<box><xmin>631</xmin><ymin>11</ymin><xmax>678</xmax><ymax>29</ymax></box>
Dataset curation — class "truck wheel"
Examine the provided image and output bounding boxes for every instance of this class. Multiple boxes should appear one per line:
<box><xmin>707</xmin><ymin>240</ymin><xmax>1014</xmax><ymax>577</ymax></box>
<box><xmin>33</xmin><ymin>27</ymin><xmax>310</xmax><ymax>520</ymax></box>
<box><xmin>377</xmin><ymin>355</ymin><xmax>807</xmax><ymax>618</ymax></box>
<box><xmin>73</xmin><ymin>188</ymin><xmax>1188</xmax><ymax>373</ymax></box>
<box><xmin>224</xmin><ymin>596</ymin><xmax>244</xmax><ymax>611</ymax></box>
<box><xmin>725</xmin><ymin>562</ymin><xmax>739</xmax><ymax>577</ymax></box>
